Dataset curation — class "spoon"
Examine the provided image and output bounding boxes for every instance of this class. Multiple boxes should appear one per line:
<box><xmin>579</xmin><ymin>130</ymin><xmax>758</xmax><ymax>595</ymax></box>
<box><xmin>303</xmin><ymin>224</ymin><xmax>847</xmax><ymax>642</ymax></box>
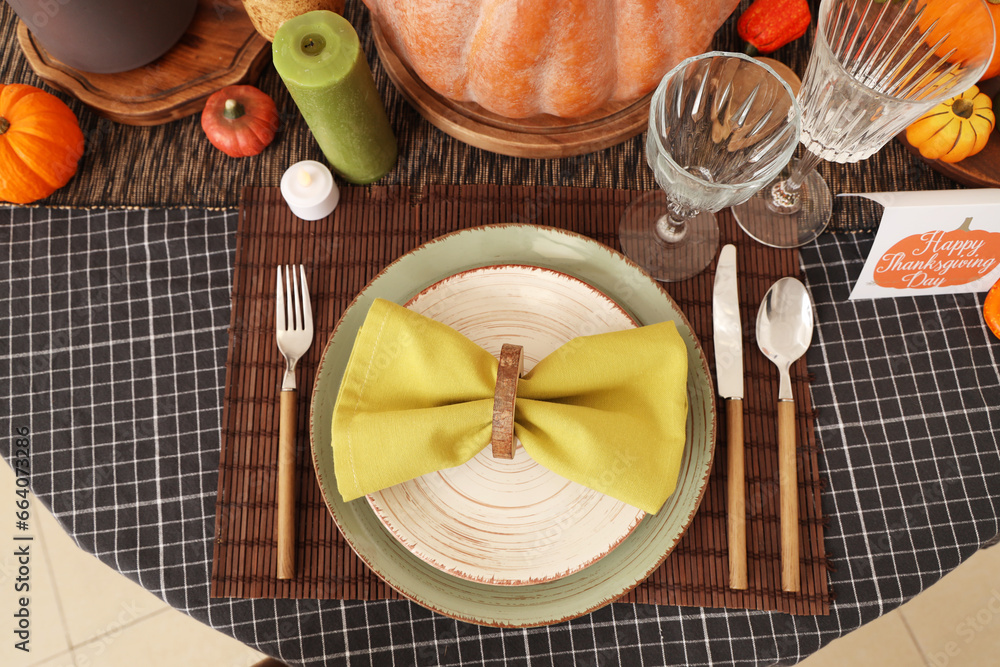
<box><xmin>756</xmin><ymin>277</ymin><xmax>814</xmax><ymax>593</ymax></box>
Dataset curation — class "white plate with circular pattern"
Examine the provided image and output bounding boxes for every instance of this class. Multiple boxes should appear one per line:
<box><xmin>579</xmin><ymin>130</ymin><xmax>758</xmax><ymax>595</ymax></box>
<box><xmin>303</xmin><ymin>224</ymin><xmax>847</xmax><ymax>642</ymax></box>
<box><xmin>366</xmin><ymin>264</ymin><xmax>646</xmax><ymax>586</ymax></box>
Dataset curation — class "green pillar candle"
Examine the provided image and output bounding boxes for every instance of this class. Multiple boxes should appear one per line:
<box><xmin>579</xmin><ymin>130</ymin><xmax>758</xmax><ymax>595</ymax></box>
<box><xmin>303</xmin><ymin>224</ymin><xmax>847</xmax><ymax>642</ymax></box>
<box><xmin>273</xmin><ymin>11</ymin><xmax>398</xmax><ymax>185</ymax></box>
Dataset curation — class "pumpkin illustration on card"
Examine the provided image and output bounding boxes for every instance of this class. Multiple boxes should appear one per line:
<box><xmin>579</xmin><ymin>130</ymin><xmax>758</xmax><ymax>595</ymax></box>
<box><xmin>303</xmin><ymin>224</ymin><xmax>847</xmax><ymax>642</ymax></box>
<box><xmin>873</xmin><ymin>217</ymin><xmax>1000</xmax><ymax>290</ymax></box>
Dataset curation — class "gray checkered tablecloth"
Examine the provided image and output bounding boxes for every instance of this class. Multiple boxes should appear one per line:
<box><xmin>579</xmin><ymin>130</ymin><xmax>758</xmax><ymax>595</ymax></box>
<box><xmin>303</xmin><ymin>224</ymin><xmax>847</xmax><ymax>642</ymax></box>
<box><xmin>1</xmin><ymin>206</ymin><xmax>998</xmax><ymax>666</ymax></box>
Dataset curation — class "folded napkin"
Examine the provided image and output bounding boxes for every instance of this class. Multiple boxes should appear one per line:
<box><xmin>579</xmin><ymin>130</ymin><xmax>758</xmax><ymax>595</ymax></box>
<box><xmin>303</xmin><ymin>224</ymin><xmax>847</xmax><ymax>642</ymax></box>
<box><xmin>331</xmin><ymin>299</ymin><xmax>689</xmax><ymax>514</ymax></box>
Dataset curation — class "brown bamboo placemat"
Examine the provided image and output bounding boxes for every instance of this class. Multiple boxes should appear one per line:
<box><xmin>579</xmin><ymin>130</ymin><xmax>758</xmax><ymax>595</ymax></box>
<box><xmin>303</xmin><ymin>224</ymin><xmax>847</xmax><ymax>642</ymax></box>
<box><xmin>210</xmin><ymin>184</ymin><xmax>830</xmax><ymax>615</ymax></box>
<box><xmin>0</xmin><ymin>0</ymin><xmax>958</xmax><ymax>232</ymax></box>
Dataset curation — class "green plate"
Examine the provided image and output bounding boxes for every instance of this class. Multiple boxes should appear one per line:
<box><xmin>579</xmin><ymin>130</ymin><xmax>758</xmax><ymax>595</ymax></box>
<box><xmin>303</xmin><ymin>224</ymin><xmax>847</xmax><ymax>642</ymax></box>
<box><xmin>309</xmin><ymin>224</ymin><xmax>717</xmax><ymax>627</ymax></box>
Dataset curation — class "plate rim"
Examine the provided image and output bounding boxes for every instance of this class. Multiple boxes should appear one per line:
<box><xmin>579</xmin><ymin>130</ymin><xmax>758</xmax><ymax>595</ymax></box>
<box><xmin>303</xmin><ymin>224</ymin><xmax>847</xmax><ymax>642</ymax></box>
<box><xmin>309</xmin><ymin>223</ymin><xmax>717</xmax><ymax>627</ymax></box>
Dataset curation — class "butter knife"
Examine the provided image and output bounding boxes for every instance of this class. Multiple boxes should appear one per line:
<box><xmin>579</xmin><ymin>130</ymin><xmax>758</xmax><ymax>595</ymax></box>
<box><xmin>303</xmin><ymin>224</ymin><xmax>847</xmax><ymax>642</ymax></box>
<box><xmin>713</xmin><ymin>244</ymin><xmax>747</xmax><ymax>590</ymax></box>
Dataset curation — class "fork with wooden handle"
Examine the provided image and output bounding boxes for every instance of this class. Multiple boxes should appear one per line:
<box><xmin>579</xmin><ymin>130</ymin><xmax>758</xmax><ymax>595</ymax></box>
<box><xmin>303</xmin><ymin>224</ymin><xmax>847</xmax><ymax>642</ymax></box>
<box><xmin>275</xmin><ymin>265</ymin><xmax>314</xmax><ymax>580</ymax></box>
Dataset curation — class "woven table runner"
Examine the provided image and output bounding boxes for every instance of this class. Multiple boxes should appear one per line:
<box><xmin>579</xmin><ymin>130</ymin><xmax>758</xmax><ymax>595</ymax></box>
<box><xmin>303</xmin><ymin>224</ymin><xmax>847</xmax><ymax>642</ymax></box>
<box><xmin>210</xmin><ymin>185</ymin><xmax>831</xmax><ymax>616</ymax></box>
<box><xmin>0</xmin><ymin>0</ymin><xmax>957</xmax><ymax>232</ymax></box>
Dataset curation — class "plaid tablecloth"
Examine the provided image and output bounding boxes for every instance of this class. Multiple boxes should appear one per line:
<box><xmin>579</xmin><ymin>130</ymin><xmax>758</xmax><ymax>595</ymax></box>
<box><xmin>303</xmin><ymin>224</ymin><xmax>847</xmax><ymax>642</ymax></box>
<box><xmin>1</xmin><ymin>206</ymin><xmax>998</xmax><ymax>666</ymax></box>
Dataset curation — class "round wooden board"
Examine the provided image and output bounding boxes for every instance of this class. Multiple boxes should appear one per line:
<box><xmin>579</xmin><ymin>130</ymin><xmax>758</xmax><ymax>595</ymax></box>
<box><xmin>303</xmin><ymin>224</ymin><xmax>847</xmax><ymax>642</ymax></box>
<box><xmin>16</xmin><ymin>0</ymin><xmax>270</xmax><ymax>126</ymax></box>
<box><xmin>897</xmin><ymin>77</ymin><xmax>1000</xmax><ymax>188</ymax></box>
<box><xmin>755</xmin><ymin>57</ymin><xmax>802</xmax><ymax>97</ymax></box>
<box><xmin>371</xmin><ymin>22</ymin><xmax>651</xmax><ymax>158</ymax></box>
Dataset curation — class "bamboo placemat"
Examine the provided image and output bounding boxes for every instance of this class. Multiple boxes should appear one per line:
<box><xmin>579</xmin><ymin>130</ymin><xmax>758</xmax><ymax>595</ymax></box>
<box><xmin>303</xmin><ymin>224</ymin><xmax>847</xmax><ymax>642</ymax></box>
<box><xmin>210</xmin><ymin>185</ymin><xmax>831</xmax><ymax>615</ymax></box>
<box><xmin>0</xmin><ymin>0</ymin><xmax>957</xmax><ymax>232</ymax></box>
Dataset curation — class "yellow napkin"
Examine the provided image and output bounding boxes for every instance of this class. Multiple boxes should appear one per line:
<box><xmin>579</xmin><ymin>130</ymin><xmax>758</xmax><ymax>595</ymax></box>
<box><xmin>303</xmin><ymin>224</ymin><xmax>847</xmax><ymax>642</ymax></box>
<box><xmin>331</xmin><ymin>298</ymin><xmax>689</xmax><ymax>514</ymax></box>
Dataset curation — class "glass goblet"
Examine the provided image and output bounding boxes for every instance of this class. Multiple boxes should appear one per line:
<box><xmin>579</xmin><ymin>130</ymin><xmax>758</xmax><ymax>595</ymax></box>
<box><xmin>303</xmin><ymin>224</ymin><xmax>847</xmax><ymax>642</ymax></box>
<box><xmin>731</xmin><ymin>0</ymin><xmax>996</xmax><ymax>249</ymax></box>
<box><xmin>619</xmin><ymin>52</ymin><xmax>801</xmax><ymax>282</ymax></box>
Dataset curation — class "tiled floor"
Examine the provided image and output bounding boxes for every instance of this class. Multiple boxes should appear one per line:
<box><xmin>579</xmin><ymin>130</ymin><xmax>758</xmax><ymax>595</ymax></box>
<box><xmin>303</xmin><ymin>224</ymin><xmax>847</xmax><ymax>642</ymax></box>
<box><xmin>2</xmin><ymin>454</ymin><xmax>997</xmax><ymax>667</ymax></box>
<box><xmin>800</xmin><ymin>543</ymin><xmax>1000</xmax><ymax>667</ymax></box>
<box><xmin>0</xmin><ymin>463</ymin><xmax>266</xmax><ymax>667</ymax></box>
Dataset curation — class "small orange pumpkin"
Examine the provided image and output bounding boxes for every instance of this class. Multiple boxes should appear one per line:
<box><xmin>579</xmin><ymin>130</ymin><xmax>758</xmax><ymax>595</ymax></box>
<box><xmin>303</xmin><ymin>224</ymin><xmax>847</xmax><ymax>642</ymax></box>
<box><xmin>905</xmin><ymin>85</ymin><xmax>995</xmax><ymax>163</ymax></box>
<box><xmin>201</xmin><ymin>85</ymin><xmax>280</xmax><ymax>158</ymax></box>
<box><xmin>874</xmin><ymin>217</ymin><xmax>1000</xmax><ymax>289</ymax></box>
<box><xmin>0</xmin><ymin>84</ymin><xmax>85</xmax><ymax>205</ymax></box>
<box><xmin>917</xmin><ymin>0</ymin><xmax>1000</xmax><ymax>82</ymax></box>
<box><xmin>983</xmin><ymin>0</ymin><xmax>1000</xmax><ymax>81</ymax></box>
<box><xmin>985</xmin><ymin>276</ymin><xmax>1000</xmax><ymax>339</ymax></box>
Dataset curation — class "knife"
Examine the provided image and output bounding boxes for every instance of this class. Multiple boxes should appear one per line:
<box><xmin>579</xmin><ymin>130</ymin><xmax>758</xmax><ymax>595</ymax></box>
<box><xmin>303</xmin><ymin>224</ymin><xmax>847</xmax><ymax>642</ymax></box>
<box><xmin>713</xmin><ymin>244</ymin><xmax>747</xmax><ymax>590</ymax></box>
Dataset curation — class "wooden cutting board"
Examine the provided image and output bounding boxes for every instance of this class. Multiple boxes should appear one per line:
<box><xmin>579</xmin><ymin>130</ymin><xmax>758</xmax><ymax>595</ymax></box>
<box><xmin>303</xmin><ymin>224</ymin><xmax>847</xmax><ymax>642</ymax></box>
<box><xmin>16</xmin><ymin>0</ymin><xmax>270</xmax><ymax>126</ymax></box>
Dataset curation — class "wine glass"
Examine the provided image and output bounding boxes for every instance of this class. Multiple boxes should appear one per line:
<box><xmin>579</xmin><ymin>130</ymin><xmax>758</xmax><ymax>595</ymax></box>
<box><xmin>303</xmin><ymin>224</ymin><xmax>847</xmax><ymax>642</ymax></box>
<box><xmin>619</xmin><ymin>52</ymin><xmax>802</xmax><ymax>282</ymax></box>
<box><xmin>732</xmin><ymin>0</ymin><xmax>996</xmax><ymax>249</ymax></box>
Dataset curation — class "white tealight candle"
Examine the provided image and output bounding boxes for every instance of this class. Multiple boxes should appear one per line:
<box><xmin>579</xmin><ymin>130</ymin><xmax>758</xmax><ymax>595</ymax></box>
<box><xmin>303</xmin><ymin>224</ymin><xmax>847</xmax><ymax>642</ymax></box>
<box><xmin>280</xmin><ymin>160</ymin><xmax>340</xmax><ymax>221</ymax></box>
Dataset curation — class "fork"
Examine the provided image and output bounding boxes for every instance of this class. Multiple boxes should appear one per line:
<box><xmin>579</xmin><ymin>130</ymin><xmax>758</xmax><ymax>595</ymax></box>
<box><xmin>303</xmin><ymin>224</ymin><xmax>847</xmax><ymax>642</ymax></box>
<box><xmin>275</xmin><ymin>265</ymin><xmax>314</xmax><ymax>580</ymax></box>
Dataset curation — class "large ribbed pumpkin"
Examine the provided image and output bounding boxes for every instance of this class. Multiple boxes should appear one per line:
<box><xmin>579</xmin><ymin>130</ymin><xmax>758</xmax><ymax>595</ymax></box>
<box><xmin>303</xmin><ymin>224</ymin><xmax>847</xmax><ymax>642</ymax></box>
<box><xmin>362</xmin><ymin>0</ymin><xmax>742</xmax><ymax>118</ymax></box>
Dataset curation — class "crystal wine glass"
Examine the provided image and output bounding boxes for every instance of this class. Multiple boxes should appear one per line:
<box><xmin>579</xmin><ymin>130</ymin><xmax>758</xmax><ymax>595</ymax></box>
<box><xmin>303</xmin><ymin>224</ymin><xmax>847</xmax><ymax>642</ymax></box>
<box><xmin>619</xmin><ymin>52</ymin><xmax>802</xmax><ymax>282</ymax></box>
<box><xmin>731</xmin><ymin>0</ymin><xmax>996</xmax><ymax>249</ymax></box>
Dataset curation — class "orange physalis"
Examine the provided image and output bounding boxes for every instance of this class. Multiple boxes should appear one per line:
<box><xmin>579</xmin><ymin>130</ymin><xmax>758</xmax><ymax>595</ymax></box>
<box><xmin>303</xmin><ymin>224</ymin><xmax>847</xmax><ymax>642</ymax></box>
<box><xmin>737</xmin><ymin>0</ymin><xmax>812</xmax><ymax>56</ymax></box>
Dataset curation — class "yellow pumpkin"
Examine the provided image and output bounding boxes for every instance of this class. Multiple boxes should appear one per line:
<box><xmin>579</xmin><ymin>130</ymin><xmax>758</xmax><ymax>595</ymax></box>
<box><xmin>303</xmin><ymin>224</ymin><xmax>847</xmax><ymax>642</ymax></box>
<box><xmin>905</xmin><ymin>85</ymin><xmax>995</xmax><ymax>163</ymax></box>
<box><xmin>362</xmin><ymin>0</ymin><xmax>742</xmax><ymax>118</ymax></box>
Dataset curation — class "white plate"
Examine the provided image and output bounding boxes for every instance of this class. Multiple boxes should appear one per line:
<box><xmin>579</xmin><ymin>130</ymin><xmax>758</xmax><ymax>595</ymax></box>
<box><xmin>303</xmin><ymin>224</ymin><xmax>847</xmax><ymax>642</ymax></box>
<box><xmin>366</xmin><ymin>265</ymin><xmax>647</xmax><ymax>586</ymax></box>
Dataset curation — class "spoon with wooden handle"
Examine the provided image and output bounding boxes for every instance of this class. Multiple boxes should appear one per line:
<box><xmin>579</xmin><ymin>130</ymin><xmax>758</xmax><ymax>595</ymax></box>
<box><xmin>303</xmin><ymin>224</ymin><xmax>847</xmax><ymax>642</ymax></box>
<box><xmin>756</xmin><ymin>277</ymin><xmax>814</xmax><ymax>593</ymax></box>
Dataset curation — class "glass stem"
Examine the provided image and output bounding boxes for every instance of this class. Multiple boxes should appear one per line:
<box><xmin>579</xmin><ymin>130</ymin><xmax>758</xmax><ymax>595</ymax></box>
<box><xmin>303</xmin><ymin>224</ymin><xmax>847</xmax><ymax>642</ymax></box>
<box><xmin>654</xmin><ymin>212</ymin><xmax>693</xmax><ymax>245</ymax></box>
<box><xmin>769</xmin><ymin>150</ymin><xmax>824</xmax><ymax>213</ymax></box>
<box><xmin>784</xmin><ymin>150</ymin><xmax>824</xmax><ymax>192</ymax></box>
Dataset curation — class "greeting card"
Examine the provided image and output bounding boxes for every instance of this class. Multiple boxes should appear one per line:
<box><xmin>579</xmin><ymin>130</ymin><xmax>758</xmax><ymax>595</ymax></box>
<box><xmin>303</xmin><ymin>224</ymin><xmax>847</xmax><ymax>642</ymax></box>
<box><xmin>847</xmin><ymin>189</ymin><xmax>1000</xmax><ymax>300</ymax></box>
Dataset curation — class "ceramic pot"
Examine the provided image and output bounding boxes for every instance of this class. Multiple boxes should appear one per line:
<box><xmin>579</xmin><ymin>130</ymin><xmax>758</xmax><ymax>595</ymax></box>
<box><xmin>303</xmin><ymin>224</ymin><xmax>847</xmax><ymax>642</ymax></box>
<box><xmin>6</xmin><ymin>0</ymin><xmax>198</xmax><ymax>73</ymax></box>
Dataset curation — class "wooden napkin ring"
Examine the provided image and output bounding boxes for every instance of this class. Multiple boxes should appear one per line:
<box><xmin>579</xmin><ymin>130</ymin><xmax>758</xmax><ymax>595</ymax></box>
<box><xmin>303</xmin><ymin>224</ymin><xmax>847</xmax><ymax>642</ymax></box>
<box><xmin>491</xmin><ymin>344</ymin><xmax>524</xmax><ymax>459</ymax></box>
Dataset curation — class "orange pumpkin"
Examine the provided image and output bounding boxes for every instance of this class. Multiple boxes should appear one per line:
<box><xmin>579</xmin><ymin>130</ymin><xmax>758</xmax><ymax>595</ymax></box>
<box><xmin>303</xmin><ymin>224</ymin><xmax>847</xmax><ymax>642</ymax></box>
<box><xmin>0</xmin><ymin>84</ymin><xmax>85</xmax><ymax>204</ymax></box>
<box><xmin>874</xmin><ymin>217</ymin><xmax>1000</xmax><ymax>289</ymax></box>
<box><xmin>917</xmin><ymin>0</ymin><xmax>1000</xmax><ymax>82</ymax></box>
<box><xmin>984</xmin><ymin>0</ymin><xmax>1000</xmax><ymax>81</ymax></box>
<box><xmin>985</xmin><ymin>276</ymin><xmax>1000</xmax><ymax>339</ymax></box>
<box><xmin>362</xmin><ymin>0</ymin><xmax>742</xmax><ymax>118</ymax></box>
<box><xmin>201</xmin><ymin>85</ymin><xmax>280</xmax><ymax>158</ymax></box>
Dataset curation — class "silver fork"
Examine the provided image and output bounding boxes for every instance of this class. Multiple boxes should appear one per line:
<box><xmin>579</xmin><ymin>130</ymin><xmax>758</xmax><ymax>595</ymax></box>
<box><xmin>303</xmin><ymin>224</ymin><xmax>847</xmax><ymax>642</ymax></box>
<box><xmin>275</xmin><ymin>265</ymin><xmax>314</xmax><ymax>580</ymax></box>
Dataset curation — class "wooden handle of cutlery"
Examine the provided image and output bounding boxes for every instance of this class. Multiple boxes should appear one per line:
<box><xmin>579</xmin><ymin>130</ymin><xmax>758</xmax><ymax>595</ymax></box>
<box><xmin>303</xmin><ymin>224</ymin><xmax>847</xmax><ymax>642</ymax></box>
<box><xmin>778</xmin><ymin>400</ymin><xmax>799</xmax><ymax>593</ymax></box>
<box><xmin>277</xmin><ymin>389</ymin><xmax>298</xmax><ymax>580</ymax></box>
<box><xmin>727</xmin><ymin>398</ymin><xmax>747</xmax><ymax>590</ymax></box>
